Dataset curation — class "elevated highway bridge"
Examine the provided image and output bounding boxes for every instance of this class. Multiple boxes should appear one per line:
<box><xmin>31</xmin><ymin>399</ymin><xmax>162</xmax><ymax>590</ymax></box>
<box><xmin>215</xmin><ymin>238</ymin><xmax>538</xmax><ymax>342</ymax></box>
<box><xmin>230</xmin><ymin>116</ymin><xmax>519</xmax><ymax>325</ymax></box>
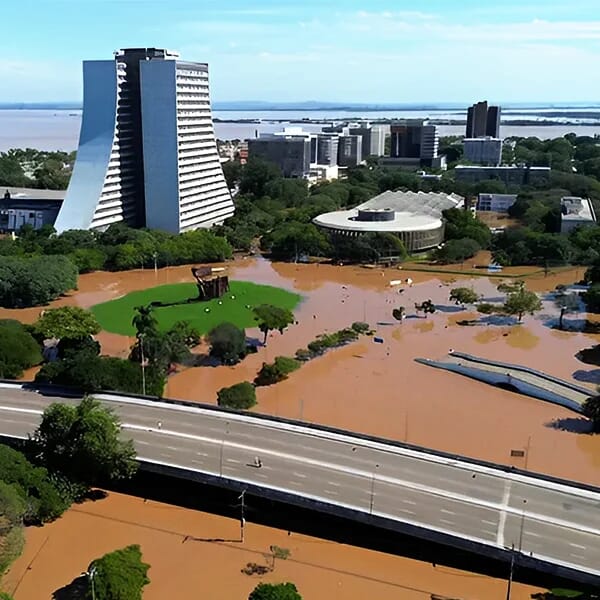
<box><xmin>0</xmin><ymin>382</ymin><xmax>599</xmax><ymax>587</ymax></box>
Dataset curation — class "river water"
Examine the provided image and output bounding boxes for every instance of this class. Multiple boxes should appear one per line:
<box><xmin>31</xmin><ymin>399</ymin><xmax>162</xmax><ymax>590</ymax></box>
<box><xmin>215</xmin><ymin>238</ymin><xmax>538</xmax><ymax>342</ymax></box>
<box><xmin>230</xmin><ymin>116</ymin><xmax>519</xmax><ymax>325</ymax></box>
<box><xmin>2</xmin><ymin>256</ymin><xmax>598</xmax><ymax>599</ymax></box>
<box><xmin>2</xmin><ymin>109</ymin><xmax>600</xmax><ymax>151</ymax></box>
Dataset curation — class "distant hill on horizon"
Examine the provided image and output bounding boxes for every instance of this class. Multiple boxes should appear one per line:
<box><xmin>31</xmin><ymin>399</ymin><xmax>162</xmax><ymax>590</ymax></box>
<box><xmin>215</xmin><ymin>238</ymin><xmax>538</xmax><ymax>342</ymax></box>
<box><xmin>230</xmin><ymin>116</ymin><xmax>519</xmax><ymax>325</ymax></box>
<box><xmin>1</xmin><ymin>101</ymin><xmax>599</xmax><ymax>111</ymax></box>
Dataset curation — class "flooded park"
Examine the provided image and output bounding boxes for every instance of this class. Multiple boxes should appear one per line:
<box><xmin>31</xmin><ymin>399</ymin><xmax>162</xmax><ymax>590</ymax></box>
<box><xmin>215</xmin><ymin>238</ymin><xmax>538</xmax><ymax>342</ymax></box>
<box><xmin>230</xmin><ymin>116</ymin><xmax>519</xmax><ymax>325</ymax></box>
<box><xmin>1</xmin><ymin>255</ymin><xmax>598</xmax><ymax>598</ymax></box>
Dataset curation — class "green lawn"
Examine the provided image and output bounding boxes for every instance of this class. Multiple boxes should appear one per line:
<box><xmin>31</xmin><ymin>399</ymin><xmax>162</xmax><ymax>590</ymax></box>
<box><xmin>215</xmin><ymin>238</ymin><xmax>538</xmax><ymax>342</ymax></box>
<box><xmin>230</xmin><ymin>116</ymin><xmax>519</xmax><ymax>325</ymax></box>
<box><xmin>91</xmin><ymin>281</ymin><xmax>302</xmax><ymax>336</ymax></box>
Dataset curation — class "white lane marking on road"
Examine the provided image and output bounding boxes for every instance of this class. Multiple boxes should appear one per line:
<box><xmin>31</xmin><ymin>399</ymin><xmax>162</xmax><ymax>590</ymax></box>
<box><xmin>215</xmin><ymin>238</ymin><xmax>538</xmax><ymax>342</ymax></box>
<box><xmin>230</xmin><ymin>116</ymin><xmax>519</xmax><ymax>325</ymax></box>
<box><xmin>400</xmin><ymin>509</ymin><xmax>416</xmax><ymax>515</ymax></box>
<box><xmin>482</xmin><ymin>519</ymin><xmax>497</xmax><ymax>526</ymax></box>
<box><xmin>440</xmin><ymin>518</ymin><xmax>455</xmax><ymax>526</ymax></box>
<box><xmin>569</xmin><ymin>543</ymin><xmax>586</xmax><ymax>550</ymax></box>
<box><xmin>196</xmin><ymin>452</ymin><xmax>208</xmax><ymax>457</ymax></box>
<box><xmin>167</xmin><ymin>446</ymin><xmax>177</xmax><ymax>451</ymax></box>
<box><xmin>497</xmin><ymin>481</ymin><xmax>512</xmax><ymax>547</ymax></box>
<box><xmin>328</xmin><ymin>481</ymin><xmax>341</xmax><ymax>487</ymax></box>
<box><xmin>482</xmin><ymin>530</ymin><xmax>496</xmax><ymax>538</ymax></box>
<box><xmin>441</xmin><ymin>509</ymin><xmax>455</xmax><ymax>515</ymax></box>
<box><xmin>226</xmin><ymin>459</ymin><xmax>241</xmax><ymax>464</ymax></box>
<box><xmin>0</xmin><ymin>406</ymin><xmax>42</xmax><ymax>415</ymax></box>
<box><xmin>136</xmin><ymin>440</ymin><xmax>150</xmax><ymax>446</ymax></box>
<box><xmin>293</xmin><ymin>472</ymin><xmax>307</xmax><ymax>479</ymax></box>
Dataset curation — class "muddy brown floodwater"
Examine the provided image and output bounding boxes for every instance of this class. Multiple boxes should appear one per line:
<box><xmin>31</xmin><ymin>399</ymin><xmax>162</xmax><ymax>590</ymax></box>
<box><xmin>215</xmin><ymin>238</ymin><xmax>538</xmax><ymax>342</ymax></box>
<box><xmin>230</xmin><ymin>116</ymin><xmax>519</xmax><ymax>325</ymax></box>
<box><xmin>0</xmin><ymin>255</ymin><xmax>598</xmax><ymax>599</ymax></box>
<box><xmin>2</xmin><ymin>492</ymin><xmax>543</xmax><ymax>600</ymax></box>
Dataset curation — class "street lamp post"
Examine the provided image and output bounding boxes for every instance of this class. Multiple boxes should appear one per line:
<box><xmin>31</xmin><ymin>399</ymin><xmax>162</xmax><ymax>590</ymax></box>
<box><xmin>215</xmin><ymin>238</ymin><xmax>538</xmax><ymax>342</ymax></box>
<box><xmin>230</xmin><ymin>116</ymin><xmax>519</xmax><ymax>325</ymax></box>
<box><xmin>82</xmin><ymin>566</ymin><xmax>97</xmax><ymax>600</ymax></box>
<box><xmin>152</xmin><ymin>252</ymin><xmax>158</xmax><ymax>275</ymax></box>
<box><xmin>369</xmin><ymin>463</ymin><xmax>380</xmax><ymax>514</ymax></box>
<box><xmin>140</xmin><ymin>334</ymin><xmax>147</xmax><ymax>396</ymax></box>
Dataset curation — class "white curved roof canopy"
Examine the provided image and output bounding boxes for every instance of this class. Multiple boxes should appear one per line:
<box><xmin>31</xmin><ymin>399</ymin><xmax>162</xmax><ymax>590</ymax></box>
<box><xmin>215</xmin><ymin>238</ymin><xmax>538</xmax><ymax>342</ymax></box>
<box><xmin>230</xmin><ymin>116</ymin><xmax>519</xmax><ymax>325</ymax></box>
<box><xmin>313</xmin><ymin>190</ymin><xmax>464</xmax><ymax>234</ymax></box>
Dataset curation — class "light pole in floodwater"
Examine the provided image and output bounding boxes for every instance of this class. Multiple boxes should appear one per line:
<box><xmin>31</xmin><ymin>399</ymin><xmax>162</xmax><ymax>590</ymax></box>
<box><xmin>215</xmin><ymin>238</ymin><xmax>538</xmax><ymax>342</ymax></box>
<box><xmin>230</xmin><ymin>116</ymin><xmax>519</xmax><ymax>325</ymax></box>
<box><xmin>369</xmin><ymin>463</ymin><xmax>379</xmax><ymax>515</ymax></box>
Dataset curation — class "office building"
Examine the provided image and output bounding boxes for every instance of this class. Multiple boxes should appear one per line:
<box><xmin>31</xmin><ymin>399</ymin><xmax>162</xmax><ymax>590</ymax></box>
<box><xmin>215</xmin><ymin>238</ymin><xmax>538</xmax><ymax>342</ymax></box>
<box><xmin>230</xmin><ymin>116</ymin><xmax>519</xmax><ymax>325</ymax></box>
<box><xmin>316</xmin><ymin>135</ymin><xmax>340</xmax><ymax>166</ymax></box>
<box><xmin>322</xmin><ymin>123</ymin><xmax>387</xmax><ymax>160</ymax></box>
<box><xmin>463</xmin><ymin>137</ymin><xmax>502</xmax><ymax>166</ymax></box>
<box><xmin>338</xmin><ymin>135</ymin><xmax>363</xmax><ymax>167</ymax></box>
<box><xmin>455</xmin><ymin>165</ymin><xmax>550</xmax><ymax>186</ymax></box>
<box><xmin>385</xmin><ymin>119</ymin><xmax>440</xmax><ymax>168</ymax></box>
<box><xmin>248</xmin><ymin>135</ymin><xmax>312</xmax><ymax>178</ymax></box>
<box><xmin>466</xmin><ymin>101</ymin><xmax>501</xmax><ymax>138</ymax></box>
<box><xmin>560</xmin><ymin>197</ymin><xmax>597</xmax><ymax>234</ymax></box>
<box><xmin>477</xmin><ymin>193</ymin><xmax>517</xmax><ymax>212</ymax></box>
<box><xmin>348</xmin><ymin>125</ymin><xmax>386</xmax><ymax>159</ymax></box>
<box><xmin>54</xmin><ymin>48</ymin><xmax>233</xmax><ymax>234</ymax></box>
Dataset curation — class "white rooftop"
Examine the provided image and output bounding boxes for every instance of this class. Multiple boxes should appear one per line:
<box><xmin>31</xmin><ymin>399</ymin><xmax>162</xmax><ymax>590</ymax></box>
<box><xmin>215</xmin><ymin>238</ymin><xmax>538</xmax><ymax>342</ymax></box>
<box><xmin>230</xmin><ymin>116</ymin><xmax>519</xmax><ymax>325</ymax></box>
<box><xmin>313</xmin><ymin>190</ymin><xmax>464</xmax><ymax>233</ymax></box>
<box><xmin>561</xmin><ymin>196</ymin><xmax>596</xmax><ymax>222</ymax></box>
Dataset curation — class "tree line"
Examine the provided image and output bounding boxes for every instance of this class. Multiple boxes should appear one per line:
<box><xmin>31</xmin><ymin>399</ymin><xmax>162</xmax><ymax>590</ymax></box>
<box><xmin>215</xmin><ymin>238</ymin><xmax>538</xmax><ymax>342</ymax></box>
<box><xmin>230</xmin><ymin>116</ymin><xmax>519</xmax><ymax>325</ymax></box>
<box><xmin>0</xmin><ymin>223</ymin><xmax>233</xmax><ymax>308</ymax></box>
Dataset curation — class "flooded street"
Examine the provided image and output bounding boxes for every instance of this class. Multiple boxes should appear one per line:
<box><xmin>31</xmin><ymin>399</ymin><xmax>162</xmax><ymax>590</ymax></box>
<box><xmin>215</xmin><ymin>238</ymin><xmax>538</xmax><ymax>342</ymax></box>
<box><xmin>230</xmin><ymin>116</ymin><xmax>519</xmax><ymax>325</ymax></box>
<box><xmin>1</xmin><ymin>256</ymin><xmax>598</xmax><ymax>486</ymax></box>
<box><xmin>1</xmin><ymin>256</ymin><xmax>598</xmax><ymax>599</ymax></box>
<box><xmin>3</xmin><ymin>492</ymin><xmax>543</xmax><ymax>600</ymax></box>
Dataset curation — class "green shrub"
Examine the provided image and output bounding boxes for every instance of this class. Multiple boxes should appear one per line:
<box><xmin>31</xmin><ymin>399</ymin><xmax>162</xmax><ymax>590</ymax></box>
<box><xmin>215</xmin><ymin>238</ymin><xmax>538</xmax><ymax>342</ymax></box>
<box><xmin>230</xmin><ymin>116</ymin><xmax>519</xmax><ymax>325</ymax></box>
<box><xmin>255</xmin><ymin>356</ymin><xmax>300</xmax><ymax>386</ymax></box>
<box><xmin>294</xmin><ymin>348</ymin><xmax>311</xmax><ymax>362</ymax></box>
<box><xmin>351</xmin><ymin>321</ymin><xmax>370</xmax><ymax>334</ymax></box>
<box><xmin>0</xmin><ymin>319</ymin><xmax>43</xmax><ymax>379</ymax></box>
<box><xmin>217</xmin><ymin>382</ymin><xmax>257</xmax><ymax>409</ymax></box>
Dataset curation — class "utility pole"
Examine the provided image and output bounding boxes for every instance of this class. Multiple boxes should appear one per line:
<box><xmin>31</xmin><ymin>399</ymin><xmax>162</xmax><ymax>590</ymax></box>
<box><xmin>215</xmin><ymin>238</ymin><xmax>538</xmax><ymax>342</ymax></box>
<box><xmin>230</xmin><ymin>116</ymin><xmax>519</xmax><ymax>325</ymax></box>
<box><xmin>369</xmin><ymin>464</ymin><xmax>379</xmax><ymax>514</ymax></box>
<box><xmin>140</xmin><ymin>334</ymin><xmax>147</xmax><ymax>396</ymax></box>
<box><xmin>505</xmin><ymin>544</ymin><xmax>515</xmax><ymax>600</ymax></box>
<box><xmin>238</xmin><ymin>489</ymin><xmax>246</xmax><ymax>542</ymax></box>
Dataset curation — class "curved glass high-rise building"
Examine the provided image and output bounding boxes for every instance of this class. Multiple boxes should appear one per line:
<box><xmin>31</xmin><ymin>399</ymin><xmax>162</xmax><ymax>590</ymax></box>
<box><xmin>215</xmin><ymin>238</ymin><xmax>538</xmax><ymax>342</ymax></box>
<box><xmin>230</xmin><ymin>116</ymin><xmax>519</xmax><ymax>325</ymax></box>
<box><xmin>54</xmin><ymin>48</ymin><xmax>234</xmax><ymax>234</ymax></box>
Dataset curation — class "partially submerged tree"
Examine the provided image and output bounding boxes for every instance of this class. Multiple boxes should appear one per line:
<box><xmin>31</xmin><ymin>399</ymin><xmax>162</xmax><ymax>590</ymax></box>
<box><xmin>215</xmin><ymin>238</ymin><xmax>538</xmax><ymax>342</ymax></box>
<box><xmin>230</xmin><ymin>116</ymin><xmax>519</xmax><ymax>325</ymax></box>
<box><xmin>414</xmin><ymin>300</ymin><xmax>436</xmax><ymax>317</ymax></box>
<box><xmin>582</xmin><ymin>395</ymin><xmax>600</xmax><ymax>433</ymax></box>
<box><xmin>249</xmin><ymin>582</ymin><xmax>302</xmax><ymax>600</ymax></box>
<box><xmin>88</xmin><ymin>544</ymin><xmax>150</xmax><ymax>600</ymax></box>
<box><xmin>553</xmin><ymin>287</ymin><xmax>580</xmax><ymax>330</ymax></box>
<box><xmin>499</xmin><ymin>281</ymin><xmax>542</xmax><ymax>323</ymax></box>
<box><xmin>392</xmin><ymin>307</ymin><xmax>405</xmax><ymax>321</ymax></box>
<box><xmin>217</xmin><ymin>381</ymin><xmax>257</xmax><ymax>410</ymax></box>
<box><xmin>207</xmin><ymin>322</ymin><xmax>247</xmax><ymax>365</ymax></box>
<box><xmin>449</xmin><ymin>287</ymin><xmax>480</xmax><ymax>306</ymax></box>
<box><xmin>253</xmin><ymin>304</ymin><xmax>295</xmax><ymax>344</ymax></box>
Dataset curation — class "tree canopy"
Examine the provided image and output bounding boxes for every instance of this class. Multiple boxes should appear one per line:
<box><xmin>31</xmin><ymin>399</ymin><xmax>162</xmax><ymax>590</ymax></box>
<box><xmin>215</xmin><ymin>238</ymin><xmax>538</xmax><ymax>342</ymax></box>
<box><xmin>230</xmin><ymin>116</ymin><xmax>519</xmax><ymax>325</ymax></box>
<box><xmin>582</xmin><ymin>395</ymin><xmax>600</xmax><ymax>433</ymax></box>
<box><xmin>31</xmin><ymin>397</ymin><xmax>138</xmax><ymax>486</ymax></box>
<box><xmin>216</xmin><ymin>381</ymin><xmax>257</xmax><ymax>409</ymax></box>
<box><xmin>0</xmin><ymin>319</ymin><xmax>42</xmax><ymax>378</ymax></box>
<box><xmin>248</xmin><ymin>582</ymin><xmax>302</xmax><ymax>600</ymax></box>
<box><xmin>32</xmin><ymin>306</ymin><xmax>100</xmax><ymax>340</ymax></box>
<box><xmin>0</xmin><ymin>255</ymin><xmax>78</xmax><ymax>308</ymax></box>
<box><xmin>253</xmin><ymin>305</ymin><xmax>295</xmax><ymax>344</ymax></box>
<box><xmin>88</xmin><ymin>544</ymin><xmax>150</xmax><ymax>600</ymax></box>
<box><xmin>449</xmin><ymin>287</ymin><xmax>480</xmax><ymax>306</ymax></box>
<box><xmin>498</xmin><ymin>281</ymin><xmax>542</xmax><ymax>322</ymax></box>
<box><xmin>207</xmin><ymin>322</ymin><xmax>247</xmax><ymax>365</ymax></box>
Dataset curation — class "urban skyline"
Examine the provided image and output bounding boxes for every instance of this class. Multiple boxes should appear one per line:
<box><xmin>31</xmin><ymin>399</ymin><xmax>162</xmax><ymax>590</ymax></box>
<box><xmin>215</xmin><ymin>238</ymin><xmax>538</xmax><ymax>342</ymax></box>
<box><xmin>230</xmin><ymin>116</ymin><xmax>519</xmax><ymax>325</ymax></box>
<box><xmin>2</xmin><ymin>0</ymin><xmax>600</xmax><ymax>103</ymax></box>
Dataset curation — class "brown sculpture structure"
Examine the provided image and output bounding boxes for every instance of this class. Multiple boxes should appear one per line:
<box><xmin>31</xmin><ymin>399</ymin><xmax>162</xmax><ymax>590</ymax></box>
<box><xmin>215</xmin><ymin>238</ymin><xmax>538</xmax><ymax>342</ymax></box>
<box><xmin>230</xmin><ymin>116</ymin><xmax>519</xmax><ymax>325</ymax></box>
<box><xmin>191</xmin><ymin>267</ymin><xmax>229</xmax><ymax>301</ymax></box>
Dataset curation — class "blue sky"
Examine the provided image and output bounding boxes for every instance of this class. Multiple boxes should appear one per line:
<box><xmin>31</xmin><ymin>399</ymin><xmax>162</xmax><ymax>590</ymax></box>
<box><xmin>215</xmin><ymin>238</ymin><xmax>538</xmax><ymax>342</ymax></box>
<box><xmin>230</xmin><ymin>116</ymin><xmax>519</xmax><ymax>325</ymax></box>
<box><xmin>2</xmin><ymin>0</ymin><xmax>600</xmax><ymax>103</ymax></box>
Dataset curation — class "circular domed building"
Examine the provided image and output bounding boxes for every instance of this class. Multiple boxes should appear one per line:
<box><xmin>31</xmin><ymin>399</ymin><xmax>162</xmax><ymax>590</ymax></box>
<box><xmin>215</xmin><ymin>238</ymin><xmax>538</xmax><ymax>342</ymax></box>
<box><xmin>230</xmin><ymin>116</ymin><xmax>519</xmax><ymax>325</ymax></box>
<box><xmin>313</xmin><ymin>190</ymin><xmax>464</xmax><ymax>252</ymax></box>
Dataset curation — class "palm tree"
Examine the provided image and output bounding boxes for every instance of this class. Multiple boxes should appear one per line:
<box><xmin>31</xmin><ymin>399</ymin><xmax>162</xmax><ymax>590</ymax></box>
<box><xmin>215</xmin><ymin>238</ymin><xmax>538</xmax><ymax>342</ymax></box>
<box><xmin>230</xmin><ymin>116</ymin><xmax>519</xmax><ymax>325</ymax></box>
<box><xmin>582</xmin><ymin>395</ymin><xmax>600</xmax><ymax>433</ymax></box>
<box><xmin>132</xmin><ymin>305</ymin><xmax>158</xmax><ymax>337</ymax></box>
